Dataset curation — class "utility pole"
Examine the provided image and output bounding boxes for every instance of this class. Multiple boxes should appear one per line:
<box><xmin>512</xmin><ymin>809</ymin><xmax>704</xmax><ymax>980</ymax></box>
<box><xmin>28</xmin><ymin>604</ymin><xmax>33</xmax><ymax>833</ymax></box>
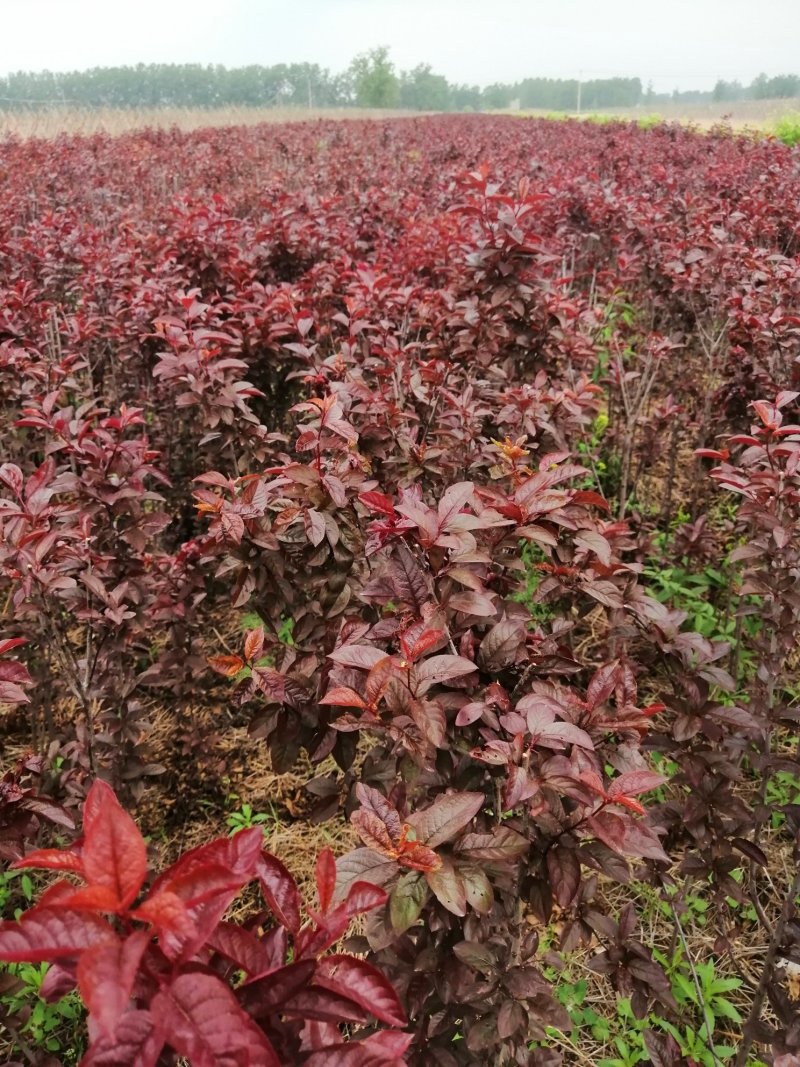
<box><xmin>576</xmin><ymin>70</ymin><xmax>582</xmax><ymax>116</ymax></box>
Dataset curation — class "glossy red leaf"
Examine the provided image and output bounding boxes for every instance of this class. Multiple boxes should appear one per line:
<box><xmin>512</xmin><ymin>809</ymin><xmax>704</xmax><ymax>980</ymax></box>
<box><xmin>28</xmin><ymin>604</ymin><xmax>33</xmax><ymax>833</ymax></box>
<box><xmin>316</xmin><ymin>848</ymin><xmax>337</xmax><ymax>914</ymax></box>
<box><xmin>207</xmin><ymin>654</ymin><xmax>246</xmax><ymax>677</ymax></box>
<box><xmin>0</xmin><ymin>909</ymin><xmax>116</xmax><ymax>962</ymax></box>
<box><xmin>152</xmin><ymin>972</ymin><xmax>281</xmax><ymax>1067</ymax></box>
<box><xmin>243</xmin><ymin>626</ymin><xmax>265</xmax><ymax>663</ymax></box>
<box><xmin>257</xmin><ymin>852</ymin><xmax>302</xmax><ymax>935</ymax></box>
<box><xmin>319</xmin><ymin>686</ymin><xmax>368</xmax><ymax>709</ymax></box>
<box><xmin>81</xmin><ymin>1010</ymin><xmax>164</xmax><ymax>1067</ymax></box>
<box><xmin>316</xmin><ymin>954</ymin><xmax>407</xmax><ymax>1026</ymax></box>
<box><xmin>77</xmin><ymin>930</ymin><xmax>150</xmax><ymax>1038</ymax></box>
<box><xmin>81</xmin><ymin>780</ymin><xmax>147</xmax><ymax>911</ymax></box>
<box><xmin>207</xmin><ymin>921</ymin><xmax>277</xmax><ymax>978</ymax></box>
<box><xmin>350</xmin><ymin>809</ymin><xmax>397</xmax><ymax>857</ymax></box>
<box><xmin>12</xmin><ymin>847</ymin><xmax>84</xmax><ymax>875</ymax></box>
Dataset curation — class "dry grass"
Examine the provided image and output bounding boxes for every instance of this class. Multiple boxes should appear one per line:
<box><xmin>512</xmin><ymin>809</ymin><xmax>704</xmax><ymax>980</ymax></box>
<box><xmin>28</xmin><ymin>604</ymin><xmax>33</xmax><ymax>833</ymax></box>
<box><xmin>603</xmin><ymin>97</ymin><xmax>800</xmax><ymax>129</ymax></box>
<box><xmin>0</xmin><ymin>105</ymin><xmax>420</xmax><ymax>140</ymax></box>
<box><xmin>507</xmin><ymin>97</ymin><xmax>800</xmax><ymax>131</ymax></box>
<box><xmin>2</xmin><ymin>100</ymin><xmax>794</xmax><ymax>142</ymax></box>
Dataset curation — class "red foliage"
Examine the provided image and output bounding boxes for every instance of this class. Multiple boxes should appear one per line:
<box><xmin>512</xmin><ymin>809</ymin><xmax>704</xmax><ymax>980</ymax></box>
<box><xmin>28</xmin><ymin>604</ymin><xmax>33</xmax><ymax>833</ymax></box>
<box><xmin>0</xmin><ymin>780</ymin><xmax>407</xmax><ymax>1065</ymax></box>
<box><xmin>1</xmin><ymin>115</ymin><xmax>799</xmax><ymax>1063</ymax></box>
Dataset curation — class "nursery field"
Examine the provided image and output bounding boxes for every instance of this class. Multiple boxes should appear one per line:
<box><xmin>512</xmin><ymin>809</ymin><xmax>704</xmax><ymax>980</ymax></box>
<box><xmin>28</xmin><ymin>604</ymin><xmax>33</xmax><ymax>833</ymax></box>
<box><xmin>0</xmin><ymin>114</ymin><xmax>799</xmax><ymax>1066</ymax></box>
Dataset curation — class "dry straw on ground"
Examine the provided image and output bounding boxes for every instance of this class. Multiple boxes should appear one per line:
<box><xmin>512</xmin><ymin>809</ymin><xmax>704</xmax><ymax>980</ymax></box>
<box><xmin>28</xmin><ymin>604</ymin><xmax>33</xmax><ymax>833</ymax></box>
<box><xmin>0</xmin><ymin>105</ymin><xmax>420</xmax><ymax>139</ymax></box>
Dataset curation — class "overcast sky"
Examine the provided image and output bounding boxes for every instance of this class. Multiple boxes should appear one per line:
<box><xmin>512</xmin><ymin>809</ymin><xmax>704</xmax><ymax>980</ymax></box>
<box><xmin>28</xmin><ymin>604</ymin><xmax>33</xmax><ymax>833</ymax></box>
<box><xmin>1</xmin><ymin>0</ymin><xmax>797</xmax><ymax>92</ymax></box>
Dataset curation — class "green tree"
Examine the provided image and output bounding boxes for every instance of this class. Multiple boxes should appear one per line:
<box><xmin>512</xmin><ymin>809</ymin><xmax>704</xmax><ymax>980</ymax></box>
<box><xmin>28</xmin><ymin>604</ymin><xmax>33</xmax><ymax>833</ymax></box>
<box><xmin>399</xmin><ymin>63</ymin><xmax>451</xmax><ymax>110</ymax></box>
<box><xmin>348</xmin><ymin>46</ymin><xmax>399</xmax><ymax>108</ymax></box>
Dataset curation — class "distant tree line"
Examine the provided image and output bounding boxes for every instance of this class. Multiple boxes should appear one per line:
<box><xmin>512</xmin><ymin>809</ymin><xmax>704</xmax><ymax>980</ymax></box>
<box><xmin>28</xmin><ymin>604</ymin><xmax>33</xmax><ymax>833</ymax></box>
<box><xmin>712</xmin><ymin>72</ymin><xmax>800</xmax><ymax>102</ymax></box>
<box><xmin>0</xmin><ymin>50</ymin><xmax>797</xmax><ymax>112</ymax></box>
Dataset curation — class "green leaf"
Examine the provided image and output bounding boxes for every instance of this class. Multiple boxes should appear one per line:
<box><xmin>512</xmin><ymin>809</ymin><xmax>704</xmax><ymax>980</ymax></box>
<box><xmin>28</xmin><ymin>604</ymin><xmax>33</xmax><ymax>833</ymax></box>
<box><xmin>388</xmin><ymin>871</ymin><xmax>428</xmax><ymax>933</ymax></box>
<box><xmin>713</xmin><ymin>998</ymin><xmax>742</xmax><ymax>1024</ymax></box>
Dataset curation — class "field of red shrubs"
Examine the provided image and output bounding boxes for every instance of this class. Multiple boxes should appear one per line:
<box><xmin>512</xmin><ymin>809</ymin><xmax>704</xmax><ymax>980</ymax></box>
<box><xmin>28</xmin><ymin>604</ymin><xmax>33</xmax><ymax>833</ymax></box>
<box><xmin>0</xmin><ymin>115</ymin><xmax>799</xmax><ymax>1066</ymax></box>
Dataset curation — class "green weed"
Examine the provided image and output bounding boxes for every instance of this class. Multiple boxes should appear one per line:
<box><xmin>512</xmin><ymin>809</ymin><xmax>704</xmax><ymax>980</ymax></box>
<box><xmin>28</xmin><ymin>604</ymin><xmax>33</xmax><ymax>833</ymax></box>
<box><xmin>774</xmin><ymin>113</ymin><xmax>800</xmax><ymax>147</ymax></box>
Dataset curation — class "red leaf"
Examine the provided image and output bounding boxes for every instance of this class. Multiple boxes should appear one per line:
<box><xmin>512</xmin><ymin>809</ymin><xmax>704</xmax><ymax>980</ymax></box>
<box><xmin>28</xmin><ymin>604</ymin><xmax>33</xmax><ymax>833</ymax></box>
<box><xmin>81</xmin><ymin>780</ymin><xmax>147</xmax><ymax>911</ymax></box>
<box><xmin>0</xmin><ymin>637</ymin><xmax>26</xmax><ymax>656</ymax></box>
<box><xmin>365</xmin><ymin>657</ymin><xmax>397</xmax><ymax>704</ymax></box>
<box><xmin>586</xmin><ymin>661</ymin><xmax>620</xmax><ymax>710</ymax></box>
<box><xmin>304</xmin><ymin>1031</ymin><xmax>413</xmax><ymax>1067</ymax></box>
<box><xmin>207</xmin><ymin>654</ymin><xmax>245</xmax><ymax>677</ymax></box>
<box><xmin>152</xmin><ymin>828</ymin><xmax>263</xmax><ymax>895</ymax></box>
<box><xmin>81</xmin><ymin>1010</ymin><xmax>164</xmax><ymax>1067</ymax></box>
<box><xmin>457</xmin><ymin>827</ymin><xmax>530</xmax><ymax>861</ymax></box>
<box><xmin>403</xmin><ymin>627</ymin><xmax>445</xmax><ymax>662</ymax></box>
<box><xmin>305</xmin><ymin>507</ymin><xmax>327</xmax><ymax>547</ymax></box>
<box><xmin>77</xmin><ymin>930</ymin><xmax>150</xmax><ymax>1038</ymax></box>
<box><xmin>132</xmin><ymin>890</ymin><xmax>195</xmax><ymax>941</ymax></box>
<box><xmin>477</xmin><ymin>619</ymin><xmax>527</xmax><ymax>671</ymax></box>
<box><xmin>219</xmin><ymin>510</ymin><xmax>245</xmax><ymax>543</ymax></box>
<box><xmin>437</xmin><ymin>482</ymin><xmax>474</xmax><ymax>526</ymax></box>
<box><xmin>257</xmin><ymin>852</ymin><xmax>302</xmax><ymax>936</ymax></box>
<box><xmin>425</xmin><ymin>857</ymin><xmax>467</xmax><ymax>916</ymax></box>
<box><xmin>607</xmin><ymin>770</ymin><xmax>666</xmax><ymax>798</ymax></box>
<box><xmin>12</xmin><ymin>848</ymin><xmax>84</xmax><ymax>875</ymax></box>
<box><xmin>408</xmin><ymin>698</ymin><xmax>446</xmax><ymax>748</ymax></box>
<box><xmin>240</xmin><ymin>959</ymin><xmax>317</xmax><ymax>1016</ymax></box>
<box><xmin>0</xmin><ymin>463</ymin><xmax>24</xmax><ymax>497</ymax></box>
<box><xmin>147</xmin><ymin>835</ymin><xmax>263</xmax><ymax>961</ymax></box>
<box><xmin>207</xmin><ymin>922</ymin><xmax>278</xmax><ymax>978</ymax></box>
<box><xmin>449</xmin><ymin>590</ymin><xmax>498</xmax><ymax>617</ymax></box>
<box><xmin>57</xmin><ymin>885</ymin><xmax>122</xmax><ymax>912</ymax></box>
<box><xmin>244</xmin><ymin>627</ymin><xmax>265</xmax><ymax>663</ymax></box>
<box><xmin>0</xmin><ymin>909</ymin><xmax>116</xmax><ymax>962</ymax></box>
<box><xmin>343</xmin><ymin>881</ymin><xmax>388</xmax><ymax>917</ymax></box>
<box><xmin>575</xmin><ymin>531</ymin><xmax>612</xmax><ymax>566</ymax></box>
<box><xmin>414</xmin><ymin>654</ymin><xmax>477</xmax><ymax>688</ymax></box>
<box><xmin>328</xmin><ymin>645</ymin><xmax>387</xmax><ymax>670</ymax></box>
<box><xmin>396</xmin><ymin>841</ymin><xmax>441</xmax><ymax>873</ymax></box>
<box><xmin>316</xmin><ymin>954</ymin><xmax>407</xmax><ymax>1026</ymax></box>
<box><xmin>281</xmin><ymin>986</ymin><xmax>368</xmax><ymax>1024</ymax></box>
<box><xmin>335</xmin><ymin>849</ymin><xmax>398</xmax><ymax>901</ymax></box>
<box><xmin>152</xmin><ymin>972</ymin><xmax>281</xmax><ymax>1067</ymax></box>
<box><xmin>407</xmin><ymin>792</ymin><xmax>483</xmax><ymax>848</ymax></box>
<box><xmin>316</xmin><ymin>848</ymin><xmax>337</xmax><ymax>914</ymax></box>
<box><xmin>359</xmin><ymin>491</ymin><xmax>397</xmax><ymax>517</ymax></box>
<box><xmin>546</xmin><ymin>845</ymin><xmax>581</xmax><ymax>908</ymax></box>
<box><xmin>0</xmin><ymin>681</ymin><xmax>30</xmax><ymax>704</ymax></box>
<box><xmin>586</xmin><ymin>810</ymin><xmax>627</xmax><ymax>853</ymax></box>
<box><xmin>354</xmin><ymin>785</ymin><xmax>403</xmax><ymax>842</ymax></box>
<box><xmin>319</xmin><ymin>687</ymin><xmax>368</xmax><ymax>709</ymax></box>
<box><xmin>351</xmin><ymin>810</ymin><xmax>398</xmax><ymax>857</ymax></box>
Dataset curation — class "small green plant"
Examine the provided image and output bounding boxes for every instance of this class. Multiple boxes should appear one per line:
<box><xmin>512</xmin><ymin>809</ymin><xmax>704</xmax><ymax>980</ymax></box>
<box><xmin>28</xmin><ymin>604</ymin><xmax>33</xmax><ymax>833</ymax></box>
<box><xmin>0</xmin><ymin>868</ymin><xmax>34</xmax><ymax>918</ymax></box>
<box><xmin>648</xmin><ymin>752</ymin><xmax>679</xmax><ymax>804</ymax></box>
<box><xmin>225</xmin><ymin>796</ymin><xmax>281</xmax><ymax>837</ymax></box>
<box><xmin>670</xmin><ymin>955</ymin><xmax>742</xmax><ymax>1030</ymax></box>
<box><xmin>241</xmin><ymin>612</ymin><xmax>294</xmax><ymax>647</ymax></box>
<box><xmin>277</xmin><ymin>614</ymin><xmax>295</xmax><ymax>646</ymax></box>
<box><xmin>643</xmin><ymin>559</ymin><xmax>761</xmax><ymax>674</ymax></box>
<box><xmin>774</xmin><ymin>112</ymin><xmax>800</xmax><ymax>147</ymax></box>
<box><xmin>650</xmin><ymin>948</ymin><xmax>741</xmax><ymax>1065</ymax></box>
<box><xmin>513</xmin><ymin>541</ymin><xmax>552</xmax><ymax>624</ymax></box>
<box><xmin>765</xmin><ymin>769</ymin><xmax>800</xmax><ymax>829</ymax></box>
<box><xmin>552</xmin><ymin>978</ymin><xmax>609</xmax><ymax>1041</ymax></box>
<box><xmin>656</xmin><ymin>1018</ymin><xmax>737</xmax><ymax>1066</ymax></box>
<box><xmin>725</xmin><ymin>868</ymin><xmax>759</xmax><ymax>925</ymax></box>
<box><xmin>0</xmin><ymin>962</ymin><xmax>85</xmax><ymax>1058</ymax></box>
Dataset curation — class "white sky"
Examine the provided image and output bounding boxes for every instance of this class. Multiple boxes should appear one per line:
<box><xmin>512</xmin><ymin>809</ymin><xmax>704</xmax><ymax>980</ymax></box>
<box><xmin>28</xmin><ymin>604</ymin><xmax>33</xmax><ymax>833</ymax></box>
<box><xmin>0</xmin><ymin>0</ymin><xmax>796</xmax><ymax>92</ymax></box>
